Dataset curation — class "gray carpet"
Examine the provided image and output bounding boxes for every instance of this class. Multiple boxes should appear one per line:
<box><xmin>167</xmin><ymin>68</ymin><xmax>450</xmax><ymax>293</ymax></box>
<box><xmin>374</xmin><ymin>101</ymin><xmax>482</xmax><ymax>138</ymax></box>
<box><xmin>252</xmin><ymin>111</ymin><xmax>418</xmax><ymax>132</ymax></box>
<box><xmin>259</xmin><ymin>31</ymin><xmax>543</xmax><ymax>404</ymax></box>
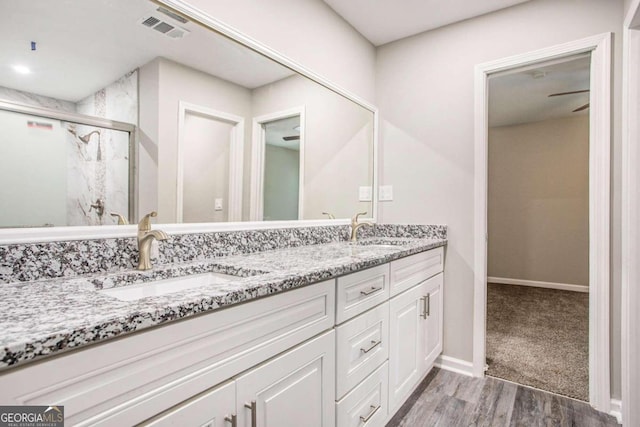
<box><xmin>486</xmin><ymin>283</ymin><xmax>589</xmax><ymax>401</ymax></box>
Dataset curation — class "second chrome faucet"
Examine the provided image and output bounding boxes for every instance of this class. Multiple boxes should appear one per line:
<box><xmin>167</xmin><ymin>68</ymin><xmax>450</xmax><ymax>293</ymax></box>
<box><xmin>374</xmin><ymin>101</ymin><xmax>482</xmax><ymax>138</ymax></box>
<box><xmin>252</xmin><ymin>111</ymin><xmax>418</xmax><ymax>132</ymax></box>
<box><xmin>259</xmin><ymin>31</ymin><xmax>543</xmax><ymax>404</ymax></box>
<box><xmin>137</xmin><ymin>211</ymin><xmax>168</xmax><ymax>270</ymax></box>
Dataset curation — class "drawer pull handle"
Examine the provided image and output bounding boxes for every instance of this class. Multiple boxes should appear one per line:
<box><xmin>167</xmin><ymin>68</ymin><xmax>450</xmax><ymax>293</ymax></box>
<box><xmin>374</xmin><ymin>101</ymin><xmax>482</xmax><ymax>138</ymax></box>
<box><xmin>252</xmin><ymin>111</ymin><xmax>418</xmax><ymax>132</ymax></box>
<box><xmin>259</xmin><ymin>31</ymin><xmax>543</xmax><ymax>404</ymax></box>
<box><xmin>360</xmin><ymin>340</ymin><xmax>382</xmax><ymax>354</ymax></box>
<box><xmin>244</xmin><ymin>401</ymin><xmax>257</xmax><ymax>427</ymax></box>
<box><xmin>224</xmin><ymin>414</ymin><xmax>237</xmax><ymax>427</ymax></box>
<box><xmin>420</xmin><ymin>295</ymin><xmax>427</xmax><ymax>319</ymax></box>
<box><xmin>360</xmin><ymin>286</ymin><xmax>382</xmax><ymax>296</ymax></box>
<box><xmin>359</xmin><ymin>404</ymin><xmax>381</xmax><ymax>423</ymax></box>
<box><xmin>426</xmin><ymin>292</ymin><xmax>431</xmax><ymax>317</ymax></box>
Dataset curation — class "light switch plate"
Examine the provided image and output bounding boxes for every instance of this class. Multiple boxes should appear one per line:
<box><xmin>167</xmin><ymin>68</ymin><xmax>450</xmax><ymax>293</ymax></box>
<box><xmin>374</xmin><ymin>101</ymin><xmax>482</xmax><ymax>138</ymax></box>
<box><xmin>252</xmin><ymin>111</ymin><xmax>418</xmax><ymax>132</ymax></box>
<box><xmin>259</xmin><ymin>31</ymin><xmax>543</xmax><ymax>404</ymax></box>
<box><xmin>379</xmin><ymin>185</ymin><xmax>393</xmax><ymax>201</ymax></box>
<box><xmin>214</xmin><ymin>198</ymin><xmax>223</xmax><ymax>211</ymax></box>
<box><xmin>359</xmin><ymin>186</ymin><xmax>372</xmax><ymax>201</ymax></box>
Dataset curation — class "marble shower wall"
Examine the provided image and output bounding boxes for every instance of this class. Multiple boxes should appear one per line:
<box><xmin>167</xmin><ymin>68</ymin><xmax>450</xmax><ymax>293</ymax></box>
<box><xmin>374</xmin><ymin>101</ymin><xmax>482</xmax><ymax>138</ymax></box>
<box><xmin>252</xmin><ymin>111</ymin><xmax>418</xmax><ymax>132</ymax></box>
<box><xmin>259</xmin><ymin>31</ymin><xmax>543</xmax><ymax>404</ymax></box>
<box><xmin>0</xmin><ymin>86</ymin><xmax>77</xmax><ymax>113</ymax></box>
<box><xmin>71</xmin><ymin>70</ymin><xmax>137</xmax><ymax>226</ymax></box>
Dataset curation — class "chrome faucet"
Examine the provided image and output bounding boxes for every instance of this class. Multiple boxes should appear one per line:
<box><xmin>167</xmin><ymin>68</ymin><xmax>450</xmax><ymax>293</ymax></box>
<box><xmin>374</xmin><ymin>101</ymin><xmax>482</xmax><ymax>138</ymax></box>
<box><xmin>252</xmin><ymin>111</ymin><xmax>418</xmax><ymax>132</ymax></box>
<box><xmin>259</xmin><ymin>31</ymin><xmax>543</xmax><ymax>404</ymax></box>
<box><xmin>137</xmin><ymin>211</ymin><xmax>168</xmax><ymax>270</ymax></box>
<box><xmin>350</xmin><ymin>211</ymin><xmax>371</xmax><ymax>242</ymax></box>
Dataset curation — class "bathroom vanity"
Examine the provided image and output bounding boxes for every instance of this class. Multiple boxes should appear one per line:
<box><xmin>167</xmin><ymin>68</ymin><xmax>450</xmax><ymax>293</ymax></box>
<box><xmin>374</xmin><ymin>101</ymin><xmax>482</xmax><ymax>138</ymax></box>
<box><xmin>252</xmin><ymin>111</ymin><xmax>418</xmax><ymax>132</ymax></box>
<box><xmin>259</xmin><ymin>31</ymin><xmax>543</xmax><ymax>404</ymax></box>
<box><xmin>0</xmin><ymin>225</ymin><xmax>445</xmax><ymax>427</ymax></box>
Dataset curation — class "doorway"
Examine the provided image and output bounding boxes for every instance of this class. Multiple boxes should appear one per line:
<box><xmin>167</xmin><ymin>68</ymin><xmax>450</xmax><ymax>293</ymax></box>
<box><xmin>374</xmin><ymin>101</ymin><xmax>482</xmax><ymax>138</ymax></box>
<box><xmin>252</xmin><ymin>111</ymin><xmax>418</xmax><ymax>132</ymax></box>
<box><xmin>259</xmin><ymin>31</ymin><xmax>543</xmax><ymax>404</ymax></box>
<box><xmin>176</xmin><ymin>102</ymin><xmax>244</xmax><ymax>223</ymax></box>
<box><xmin>262</xmin><ymin>116</ymin><xmax>301</xmax><ymax>221</ymax></box>
<box><xmin>473</xmin><ymin>33</ymin><xmax>612</xmax><ymax>411</ymax></box>
<box><xmin>486</xmin><ymin>55</ymin><xmax>591</xmax><ymax>400</ymax></box>
<box><xmin>250</xmin><ymin>107</ymin><xmax>305</xmax><ymax>221</ymax></box>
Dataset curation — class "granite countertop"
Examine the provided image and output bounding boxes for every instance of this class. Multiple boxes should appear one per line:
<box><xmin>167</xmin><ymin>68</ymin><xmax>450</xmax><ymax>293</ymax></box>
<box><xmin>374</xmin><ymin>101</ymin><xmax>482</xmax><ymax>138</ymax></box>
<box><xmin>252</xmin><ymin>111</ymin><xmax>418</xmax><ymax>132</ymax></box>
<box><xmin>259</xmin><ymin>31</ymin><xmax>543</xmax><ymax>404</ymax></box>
<box><xmin>0</xmin><ymin>236</ymin><xmax>446</xmax><ymax>370</ymax></box>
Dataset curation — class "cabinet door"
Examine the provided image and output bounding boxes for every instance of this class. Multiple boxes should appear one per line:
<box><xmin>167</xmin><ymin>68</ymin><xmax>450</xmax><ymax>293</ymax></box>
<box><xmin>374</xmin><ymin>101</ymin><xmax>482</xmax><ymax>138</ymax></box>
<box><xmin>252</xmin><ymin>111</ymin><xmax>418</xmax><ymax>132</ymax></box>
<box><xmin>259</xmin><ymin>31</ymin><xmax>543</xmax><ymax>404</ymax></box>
<box><xmin>421</xmin><ymin>273</ymin><xmax>443</xmax><ymax>369</ymax></box>
<box><xmin>236</xmin><ymin>331</ymin><xmax>335</xmax><ymax>427</ymax></box>
<box><xmin>388</xmin><ymin>283</ymin><xmax>425</xmax><ymax>412</ymax></box>
<box><xmin>140</xmin><ymin>380</ymin><xmax>235</xmax><ymax>427</ymax></box>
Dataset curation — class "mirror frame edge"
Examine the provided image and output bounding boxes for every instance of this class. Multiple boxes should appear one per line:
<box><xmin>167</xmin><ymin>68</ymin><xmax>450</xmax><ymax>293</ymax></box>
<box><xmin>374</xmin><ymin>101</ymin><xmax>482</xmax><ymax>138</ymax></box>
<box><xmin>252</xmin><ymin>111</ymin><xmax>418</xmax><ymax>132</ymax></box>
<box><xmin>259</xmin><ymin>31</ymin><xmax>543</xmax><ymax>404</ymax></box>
<box><xmin>0</xmin><ymin>0</ymin><xmax>379</xmax><ymax>244</ymax></box>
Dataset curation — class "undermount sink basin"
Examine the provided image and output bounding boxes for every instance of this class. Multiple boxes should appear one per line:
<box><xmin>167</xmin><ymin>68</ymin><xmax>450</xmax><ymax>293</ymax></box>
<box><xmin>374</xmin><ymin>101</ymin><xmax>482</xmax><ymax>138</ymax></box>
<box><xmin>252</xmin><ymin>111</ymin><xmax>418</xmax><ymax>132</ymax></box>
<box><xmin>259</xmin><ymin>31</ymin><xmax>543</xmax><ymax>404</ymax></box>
<box><xmin>100</xmin><ymin>272</ymin><xmax>243</xmax><ymax>301</ymax></box>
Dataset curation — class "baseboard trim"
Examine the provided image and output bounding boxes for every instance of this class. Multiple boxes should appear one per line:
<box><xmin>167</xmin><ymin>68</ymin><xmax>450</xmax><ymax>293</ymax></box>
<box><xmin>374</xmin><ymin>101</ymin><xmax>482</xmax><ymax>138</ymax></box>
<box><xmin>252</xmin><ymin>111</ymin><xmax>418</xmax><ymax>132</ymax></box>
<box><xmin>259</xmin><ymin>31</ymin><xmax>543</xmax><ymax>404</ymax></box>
<box><xmin>610</xmin><ymin>399</ymin><xmax>622</xmax><ymax>423</ymax></box>
<box><xmin>488</xmin><ymin>277</ymin><xmax>589</xmax><ymax>293</ymax></box>
<box><xmin>435</xmin><ymin>355</ymin><xmax>474</xmax><ymax>377</ymax></box>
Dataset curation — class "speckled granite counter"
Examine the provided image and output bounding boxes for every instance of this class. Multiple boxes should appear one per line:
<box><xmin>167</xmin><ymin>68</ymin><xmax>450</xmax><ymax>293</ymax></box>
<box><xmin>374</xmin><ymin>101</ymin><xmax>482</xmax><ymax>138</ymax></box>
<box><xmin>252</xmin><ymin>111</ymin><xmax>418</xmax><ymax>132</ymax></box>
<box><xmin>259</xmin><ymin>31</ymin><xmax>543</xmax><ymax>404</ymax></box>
<box><xmin>0</xmin><ymin>233</ymin><xmax>446</xmax><ymax>370</ymax></box>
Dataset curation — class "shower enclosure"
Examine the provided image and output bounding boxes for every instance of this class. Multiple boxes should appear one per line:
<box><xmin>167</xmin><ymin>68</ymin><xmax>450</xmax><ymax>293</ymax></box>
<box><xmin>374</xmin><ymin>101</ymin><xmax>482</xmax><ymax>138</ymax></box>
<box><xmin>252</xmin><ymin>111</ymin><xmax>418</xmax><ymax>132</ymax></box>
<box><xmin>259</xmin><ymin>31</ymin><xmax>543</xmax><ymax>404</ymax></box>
<box><xmin>0</xmin><ymin>100</ymin><xmax>135</xmax><ymax>228</ymax></box>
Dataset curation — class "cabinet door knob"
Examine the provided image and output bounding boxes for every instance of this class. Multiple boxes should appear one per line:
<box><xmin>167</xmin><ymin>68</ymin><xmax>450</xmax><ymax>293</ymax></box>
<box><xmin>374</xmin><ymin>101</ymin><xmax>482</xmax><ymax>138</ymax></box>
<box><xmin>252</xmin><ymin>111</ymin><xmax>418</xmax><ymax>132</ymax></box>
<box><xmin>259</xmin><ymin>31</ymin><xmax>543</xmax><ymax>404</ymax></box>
<box><xmin>224</xmin><ymin>414</ymin><xmax>237</xmax><ymax>427</ymax></box>
<box><xmin>359</xmin><ymin>404</ymin><xmax>381</xmax><ymax>423</ymax></box>
<box><xmin>244</xmin><ymin>401</ymin><xmax>257</xmax><ymax>427</ymax></box>
<box><xmin>360</xmin><ymin>340</ymin><xmax>382</xmax><ymax>354</ymax></box>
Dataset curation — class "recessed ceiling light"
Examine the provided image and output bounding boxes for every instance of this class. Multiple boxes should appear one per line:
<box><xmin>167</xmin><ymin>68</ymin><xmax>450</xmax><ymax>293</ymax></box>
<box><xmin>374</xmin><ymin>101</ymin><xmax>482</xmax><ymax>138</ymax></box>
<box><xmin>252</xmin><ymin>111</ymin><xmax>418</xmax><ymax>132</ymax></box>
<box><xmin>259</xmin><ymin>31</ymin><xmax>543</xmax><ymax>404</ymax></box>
<box><xmin>12</xmin><ymin>65</ymin><xmax>31</xmax><ymax>75</ymax></box>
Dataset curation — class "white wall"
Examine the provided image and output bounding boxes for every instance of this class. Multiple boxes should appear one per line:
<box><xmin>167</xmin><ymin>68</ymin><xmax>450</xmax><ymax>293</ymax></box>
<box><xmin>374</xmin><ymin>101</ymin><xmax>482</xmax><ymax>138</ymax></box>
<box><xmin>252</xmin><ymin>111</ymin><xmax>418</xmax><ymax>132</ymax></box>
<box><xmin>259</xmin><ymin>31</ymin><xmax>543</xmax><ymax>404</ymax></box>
<box><xmin>376</xmin><ymin>0</ymin><xmax>624</xmax><ymax>397</ymax></box>
<box><xmin>251</xmin><ymin>74</ymin><xmax>374</xmax><ymax>219</ymax></box>
<box><xmin>139</xmin><ymin>57</ymin><xmax>252</xmax><ymax>223</ymax></box>
<box><xmin>488</xmin><ymin>116</ymin><xmax>589</xmax><ymax>286</ymax></box>
<box><xmin>176</xmin><ymin>0</ymin><xmax>376</xmax><ymax>103</ymax></box>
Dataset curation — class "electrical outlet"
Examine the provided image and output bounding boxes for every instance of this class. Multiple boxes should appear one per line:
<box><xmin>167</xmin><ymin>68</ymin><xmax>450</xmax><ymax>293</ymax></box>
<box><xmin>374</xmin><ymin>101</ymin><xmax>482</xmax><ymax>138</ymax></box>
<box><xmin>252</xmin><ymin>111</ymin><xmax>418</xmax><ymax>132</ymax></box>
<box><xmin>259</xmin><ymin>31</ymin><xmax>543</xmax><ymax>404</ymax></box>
<box><xmin>379</xmin><ymin>185</ymin><xmax>393</xmax><ymax>201</ymax></box>
<box><xmin>358</xmin><ymin>186</ymin><xmax>372</xmax><ymax>201</ymax></box>
<box><xmin>214</xmin><ymin>198</ymin><xmax>223</xmax><ymax>211</ymax></box>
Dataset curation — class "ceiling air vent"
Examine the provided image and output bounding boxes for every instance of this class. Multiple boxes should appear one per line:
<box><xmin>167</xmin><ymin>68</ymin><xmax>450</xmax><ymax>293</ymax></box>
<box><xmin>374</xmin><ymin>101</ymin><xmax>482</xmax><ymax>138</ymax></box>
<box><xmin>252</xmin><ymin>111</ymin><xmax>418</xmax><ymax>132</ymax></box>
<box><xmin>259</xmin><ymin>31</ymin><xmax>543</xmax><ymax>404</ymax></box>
<box><xmin>141</xmin><ymin>16</ymin><xmax>160</xmax><ymax>27</ymax></box>
<box><xmin>138</xmin><ymin>14</ymin><xmax>190</xmax><ymax>39</ymax></box>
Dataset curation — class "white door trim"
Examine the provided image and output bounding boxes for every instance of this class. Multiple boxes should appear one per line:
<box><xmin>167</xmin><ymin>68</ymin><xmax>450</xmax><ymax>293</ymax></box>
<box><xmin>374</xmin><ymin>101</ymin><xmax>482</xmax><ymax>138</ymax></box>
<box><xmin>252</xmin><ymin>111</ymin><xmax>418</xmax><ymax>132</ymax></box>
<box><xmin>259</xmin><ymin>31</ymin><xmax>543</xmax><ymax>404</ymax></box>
<box><xmin>250</xmin><ymin>106</ymin><xmax>305</xmax><ymax>221</ymax></box>
<box><xmin>622</xmin><ymin>1</ymin><xmax>640</xmax><ymax>425</ymax></box>
<box><xmin>176</xmin><ymin>102</ymin><xmax>244</xmax><ymax>222</ymax></box>
<box><xmin>473</xmin><ymin>33</ymin><xmax>612</xmax><ymax>411</ymax></box>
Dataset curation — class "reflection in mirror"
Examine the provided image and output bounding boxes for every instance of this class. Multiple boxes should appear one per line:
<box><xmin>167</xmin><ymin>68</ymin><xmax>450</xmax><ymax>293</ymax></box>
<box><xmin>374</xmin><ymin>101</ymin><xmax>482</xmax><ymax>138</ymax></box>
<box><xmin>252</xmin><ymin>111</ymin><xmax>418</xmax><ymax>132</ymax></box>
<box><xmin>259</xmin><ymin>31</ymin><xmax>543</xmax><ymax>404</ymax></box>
<box><xmin>0</xmin><ymin>0</ymin><xmax>375</xmax><ymax>229</ymax></box>
<box><xmin>263</xmin><ymin>116</ymin><xmax>302</xmax><ymax>221</ymax></box>
<box><xmin>0</xmin><ymin>104</ymin><xmax>133</xmax><ymax>228</ymax></box>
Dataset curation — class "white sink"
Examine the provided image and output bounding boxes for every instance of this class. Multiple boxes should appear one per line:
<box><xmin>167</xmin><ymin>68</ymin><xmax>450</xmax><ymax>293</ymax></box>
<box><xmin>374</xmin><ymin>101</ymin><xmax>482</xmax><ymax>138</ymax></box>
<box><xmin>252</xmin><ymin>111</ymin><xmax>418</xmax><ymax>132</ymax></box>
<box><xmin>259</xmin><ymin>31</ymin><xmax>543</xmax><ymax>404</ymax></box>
<box><xmin>100</xmin><ymin>272</ymin><xmax>242</xmax><ymax>301</ymax></box>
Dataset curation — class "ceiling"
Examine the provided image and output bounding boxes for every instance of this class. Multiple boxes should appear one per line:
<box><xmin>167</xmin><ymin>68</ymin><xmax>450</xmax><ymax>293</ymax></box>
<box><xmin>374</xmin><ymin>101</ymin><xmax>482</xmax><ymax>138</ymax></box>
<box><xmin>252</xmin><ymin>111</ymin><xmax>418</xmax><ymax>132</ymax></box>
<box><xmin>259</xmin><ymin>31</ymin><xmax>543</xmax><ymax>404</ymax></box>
<box><xmin>265</xmin><ymin>116</ymin><xmax>301</xmax><ymax>151</ymax></box>
<box><xmin>489</xmin><ymin>55</ymin><xmax>591</xmax><ymax>127</ymax></box>
<box><xmin>322</xmin><ymin>0</ymin><xmax>531</xmax><ymax>46</ymax></box>
<box><xmin>0</xmin><ymin>0</ymin><xmax>294</xmax><ymax>102</ymax></box>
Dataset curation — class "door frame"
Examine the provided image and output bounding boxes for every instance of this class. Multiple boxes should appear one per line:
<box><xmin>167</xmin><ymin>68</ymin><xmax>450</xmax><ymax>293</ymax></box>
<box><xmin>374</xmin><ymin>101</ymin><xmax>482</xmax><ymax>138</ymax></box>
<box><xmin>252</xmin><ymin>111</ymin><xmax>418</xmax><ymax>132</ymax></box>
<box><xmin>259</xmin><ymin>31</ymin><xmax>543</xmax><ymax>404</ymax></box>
<box><xmin>473</xmin><ymin>33</ymin><xmax>612</xmax><ymax>411</ymax></box>
<box><xmin>176</xmin><ymin>101</ymin><xmax>244</xmax><ymax>222</ymax></box>
<box><xmin>250</xmin><ymin>106</ymin><xmax>306</xmax><ymax>221</ymax></box>
<box><xmin>623</xmin><ymin>1</ymin><xmax>640</xmax><ymax>424</ymax></box>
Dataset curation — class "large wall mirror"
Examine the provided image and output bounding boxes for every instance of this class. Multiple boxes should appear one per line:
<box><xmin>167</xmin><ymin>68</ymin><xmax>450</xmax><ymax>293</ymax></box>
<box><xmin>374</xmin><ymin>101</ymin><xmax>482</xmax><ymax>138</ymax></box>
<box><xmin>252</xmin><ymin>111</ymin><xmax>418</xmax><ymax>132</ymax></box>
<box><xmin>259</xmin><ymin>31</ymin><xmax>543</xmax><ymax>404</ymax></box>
<box><xmin>0</xmin><ymin>0</ymin><xmax>376</xmax><ymax>230</ymax></box>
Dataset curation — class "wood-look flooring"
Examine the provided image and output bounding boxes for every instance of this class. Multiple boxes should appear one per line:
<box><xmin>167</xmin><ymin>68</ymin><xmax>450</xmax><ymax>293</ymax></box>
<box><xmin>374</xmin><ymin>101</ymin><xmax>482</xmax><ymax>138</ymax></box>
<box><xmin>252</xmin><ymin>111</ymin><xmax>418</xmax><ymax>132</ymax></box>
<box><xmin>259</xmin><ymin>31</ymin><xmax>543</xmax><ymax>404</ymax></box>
<box><xmin>386</xmin><ymin>368</ymin><xmax>620</xmax><ymax>427</ymax></box>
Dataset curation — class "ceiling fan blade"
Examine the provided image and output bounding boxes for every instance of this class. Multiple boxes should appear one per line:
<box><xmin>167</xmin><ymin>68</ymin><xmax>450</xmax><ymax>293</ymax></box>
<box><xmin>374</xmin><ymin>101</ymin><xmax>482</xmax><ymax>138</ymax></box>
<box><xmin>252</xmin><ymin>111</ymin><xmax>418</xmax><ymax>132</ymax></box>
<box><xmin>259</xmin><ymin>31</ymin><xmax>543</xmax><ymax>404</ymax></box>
<box><xmin>282</xmin><ymin>135</ymin><xmax>300</xmax><ymax>141</ymax></box>
<box><xmin>572</xmin><ymin>103</ymin><xmax>590</xmax><ymax>112</ymax></box>
<box><xmin>548</xmin><ymin>89</ymin><xmax>590</xmax><ymax>97</ymax></box>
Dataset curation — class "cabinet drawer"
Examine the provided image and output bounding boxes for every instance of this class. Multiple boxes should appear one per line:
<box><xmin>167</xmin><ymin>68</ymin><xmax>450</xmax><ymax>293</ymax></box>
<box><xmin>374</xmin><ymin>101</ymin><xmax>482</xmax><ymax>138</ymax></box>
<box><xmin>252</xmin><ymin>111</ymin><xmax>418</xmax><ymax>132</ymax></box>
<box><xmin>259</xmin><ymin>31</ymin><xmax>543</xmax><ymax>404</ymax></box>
<box><xmin>336</xmin><ymin>361</ymin><xmax>388</xmax><ymax>427</ymax></box>
<box><xmin>390</xmin><ymin>247</ymin><xmax>443</xmax><ymax>296</ymax></box>
<box><xmin>335</xmin><ymin>302</ymin><xmax>389</xmax><ymax>398</ymax></box>
<box><xmin>336</xmin><ymin>264</ymin><xmax>390</xmax><ymax>324</ymax></box>
<box><xmin>140</xmin><ymin>380</ymin><xmax>235</xmax><ymax>427</ymax></box>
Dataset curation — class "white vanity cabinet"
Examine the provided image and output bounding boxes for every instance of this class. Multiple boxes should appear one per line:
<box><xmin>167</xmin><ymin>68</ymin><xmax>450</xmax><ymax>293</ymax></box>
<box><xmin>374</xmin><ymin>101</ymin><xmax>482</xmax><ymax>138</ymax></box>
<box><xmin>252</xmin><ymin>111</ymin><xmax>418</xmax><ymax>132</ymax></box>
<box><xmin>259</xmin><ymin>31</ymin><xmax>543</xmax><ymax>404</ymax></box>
<box><xmin>0</xmin><ymin>280</ymin><xmax>335</xmax><ymax>427</ymax></box>
<box><xmin>388</xmin><ymin>272</ymin><xmax>444</xmax><ymax>413</ymax></box>
<box><xmin>334</xmin><ymin>248</ymin><xmax>444</xmax><ymax>427</ymax></box>
<box><xmin>0</xmin><ymin>245</ymin><xmax>445</xmax><ymax>427</ymax></box>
